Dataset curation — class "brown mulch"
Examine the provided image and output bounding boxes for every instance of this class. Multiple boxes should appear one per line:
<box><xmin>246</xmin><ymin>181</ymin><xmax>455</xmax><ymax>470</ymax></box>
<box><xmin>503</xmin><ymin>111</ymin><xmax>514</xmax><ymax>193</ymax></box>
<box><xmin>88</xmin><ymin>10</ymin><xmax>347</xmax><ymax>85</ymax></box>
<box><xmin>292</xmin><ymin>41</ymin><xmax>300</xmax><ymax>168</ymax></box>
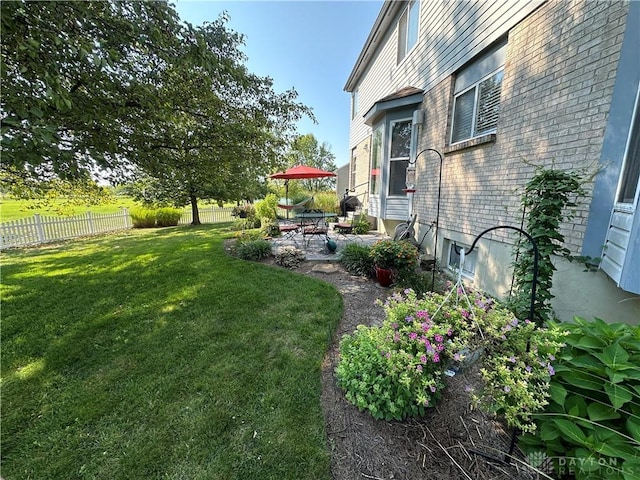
<box><xmin>294</xmin><ymin>260</ymin><xmax>536</xmax><ymax>480</ymax></box>
<box><xmin>227</xmin><ymin>240</ymin><xmax>537</xmax><ymax>479</ymax></box>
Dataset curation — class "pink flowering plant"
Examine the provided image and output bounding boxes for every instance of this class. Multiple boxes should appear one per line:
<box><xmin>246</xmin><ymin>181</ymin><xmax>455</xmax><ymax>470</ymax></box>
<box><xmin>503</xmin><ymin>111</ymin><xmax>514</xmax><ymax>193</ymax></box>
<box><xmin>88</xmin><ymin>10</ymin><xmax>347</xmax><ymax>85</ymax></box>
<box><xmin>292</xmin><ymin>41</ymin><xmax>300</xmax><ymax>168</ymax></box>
<box><xmin>336</xmin><ymin>288</ymin><xmax>490</xmax><ymax>420</ymax></box>
<box><xmin>337</xmin><ymin>285</ymin><xmax>567</xmax><ymax>430</ymax></box>
<box><xmin>473</xmin><ymin>312</ymin><xmax>567</xmax><ymax>433</ymax></box>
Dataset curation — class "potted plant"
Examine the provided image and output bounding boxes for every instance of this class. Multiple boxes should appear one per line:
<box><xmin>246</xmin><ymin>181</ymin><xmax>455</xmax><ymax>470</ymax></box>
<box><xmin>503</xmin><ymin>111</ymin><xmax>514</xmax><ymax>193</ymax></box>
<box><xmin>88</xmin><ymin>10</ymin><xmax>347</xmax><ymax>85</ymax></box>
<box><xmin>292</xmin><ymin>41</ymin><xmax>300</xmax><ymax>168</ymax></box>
<box><xmin>369</xmin><ymin>239</ymin><xmax>419</xmax><ymax>286</ymax></box>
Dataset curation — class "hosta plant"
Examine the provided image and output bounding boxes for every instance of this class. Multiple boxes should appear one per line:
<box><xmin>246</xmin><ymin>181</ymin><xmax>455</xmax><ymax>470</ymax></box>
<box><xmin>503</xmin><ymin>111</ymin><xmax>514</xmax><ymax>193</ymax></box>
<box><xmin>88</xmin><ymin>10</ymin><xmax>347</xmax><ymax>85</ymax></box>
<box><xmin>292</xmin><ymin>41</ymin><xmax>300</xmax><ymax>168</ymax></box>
<box><xmin>519</xmin><ymin>317</ymin><xmax>640</xmax><ymax>479</ymax></box>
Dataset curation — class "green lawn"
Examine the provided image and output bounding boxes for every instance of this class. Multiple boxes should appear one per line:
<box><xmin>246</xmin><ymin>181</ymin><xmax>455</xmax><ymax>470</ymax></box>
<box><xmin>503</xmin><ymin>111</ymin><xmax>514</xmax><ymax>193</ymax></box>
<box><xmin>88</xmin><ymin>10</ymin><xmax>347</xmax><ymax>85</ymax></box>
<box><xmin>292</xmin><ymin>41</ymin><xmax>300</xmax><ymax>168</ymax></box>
<box><xmin>0</xmin><ymin>196</ymin><xmax>142</xmax><ymax>222</ymax></box>
<box><xmin>1</xmin><ymin>225</ymin><xmax>342</xmax><ymax>479</ymax></box>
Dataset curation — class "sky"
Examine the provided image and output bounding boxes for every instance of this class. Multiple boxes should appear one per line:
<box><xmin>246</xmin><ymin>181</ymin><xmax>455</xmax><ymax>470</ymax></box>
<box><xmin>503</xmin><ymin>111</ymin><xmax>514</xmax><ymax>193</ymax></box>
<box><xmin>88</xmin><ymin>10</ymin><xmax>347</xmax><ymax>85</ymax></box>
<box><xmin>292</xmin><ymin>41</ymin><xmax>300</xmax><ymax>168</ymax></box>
<box><xmin>173</xmin><ymin>0</ymin><xmax>384</xmax><ymax>167</ymax></box>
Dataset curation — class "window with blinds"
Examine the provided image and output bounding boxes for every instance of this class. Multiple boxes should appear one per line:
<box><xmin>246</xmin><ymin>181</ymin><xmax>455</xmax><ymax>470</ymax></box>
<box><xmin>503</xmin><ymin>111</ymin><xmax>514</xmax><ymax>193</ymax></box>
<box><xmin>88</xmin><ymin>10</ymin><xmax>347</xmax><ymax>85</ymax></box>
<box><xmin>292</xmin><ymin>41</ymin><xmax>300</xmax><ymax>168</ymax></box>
<box><xmin>451</xmin><ymin>69</ymin><xmax>504</xmax><ymax>144</ymax></box>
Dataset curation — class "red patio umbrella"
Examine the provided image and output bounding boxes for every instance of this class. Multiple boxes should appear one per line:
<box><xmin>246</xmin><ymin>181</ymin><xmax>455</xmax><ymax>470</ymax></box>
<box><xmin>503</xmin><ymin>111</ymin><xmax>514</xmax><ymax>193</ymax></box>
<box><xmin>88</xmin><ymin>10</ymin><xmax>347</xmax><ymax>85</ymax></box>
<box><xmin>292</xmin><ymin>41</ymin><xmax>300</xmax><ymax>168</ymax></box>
<box><xmin>270</xmin><ymin>165</ymin><xmax>337</xmax><ymax>180</ymax></box>
<box><xmin>270</xmin><ymin>165</ymin><xmax>336</xmax><ymax>215</ymax></box>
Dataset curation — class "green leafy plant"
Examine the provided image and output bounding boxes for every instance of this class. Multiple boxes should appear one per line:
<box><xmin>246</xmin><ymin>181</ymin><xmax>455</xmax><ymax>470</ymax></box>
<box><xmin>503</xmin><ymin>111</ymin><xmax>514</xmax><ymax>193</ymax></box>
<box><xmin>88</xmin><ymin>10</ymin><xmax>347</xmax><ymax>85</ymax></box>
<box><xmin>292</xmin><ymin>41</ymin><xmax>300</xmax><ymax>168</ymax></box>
<box><xmin>255</xmin><ymin>193</ymin><xmax>279</xmax><ymax>221</ymax></box>
<box><xmin>351</xmin><ymin>213</ymin><xmax>371</xmax><ymax>235</ymax></box>
<box><xmin>519</xmin><ymin>318</ymin><xmax>640</xmax><ymax>479</ymax></box>
<box><xmin>474</xmin><ymin>313</ymin><xmax>567</xmax><ymax>433</ymax></box>
<box><xmin>510</xmin><ymin>167</ymin><xmax>587</xmax><ymax>325</ymax></box>
<box><xmin>336</xmin><ymin>297</ymin><xmax>453</xmax><ymax>420</ymax></box>
<box><xmin>130</xmin><ymin>207</ymin><xmax>158</xmax><ymax>228</ymax></box>
<box><xmin>339</xmin><ymin>243</ymin><xmax>374</xmax><ymax>277</ymax></box>
<box><xmin>337</xmin><ymin>288</ymin><xmax>493</xmax><ymax>420</ymax></box>
<box><xmin>234</xmin><ymin>239</ymin><xmax>272</xmax><ymax>261</ymax></box>
<box><xmin>369</xmin><ymin>239</ymin><xmax>419</xmax><ymax>271</ymax></box>
<box><xmin>155</xmin><ymin>207</ymin><xmax>182</xmax><ymax>227</ymax></box>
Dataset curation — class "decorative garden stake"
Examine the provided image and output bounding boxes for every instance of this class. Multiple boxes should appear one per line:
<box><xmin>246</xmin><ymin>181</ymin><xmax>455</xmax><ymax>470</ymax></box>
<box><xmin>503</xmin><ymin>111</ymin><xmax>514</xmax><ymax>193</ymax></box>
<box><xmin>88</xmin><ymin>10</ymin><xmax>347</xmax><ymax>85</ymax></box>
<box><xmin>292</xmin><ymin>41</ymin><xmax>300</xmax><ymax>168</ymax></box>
<box><xmin>453</xmin><ymin>225</ymin><xmax>539</xmax><ymax>465</ymax></box>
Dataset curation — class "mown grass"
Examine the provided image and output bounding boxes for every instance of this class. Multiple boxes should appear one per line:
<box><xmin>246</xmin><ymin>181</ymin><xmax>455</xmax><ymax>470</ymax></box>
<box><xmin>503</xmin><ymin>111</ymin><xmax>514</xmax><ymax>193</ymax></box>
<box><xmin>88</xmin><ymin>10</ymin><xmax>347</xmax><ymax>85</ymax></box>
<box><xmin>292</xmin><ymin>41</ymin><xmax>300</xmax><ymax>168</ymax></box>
<box><xmin>1</xmin><ymin>225</ymin><xmax>342</xmax><ymax>479</ymax></box>
<box><xmin>0</xmin><ymin>196</ymin><xmax>142</xmax><ymax>222</ymax></box>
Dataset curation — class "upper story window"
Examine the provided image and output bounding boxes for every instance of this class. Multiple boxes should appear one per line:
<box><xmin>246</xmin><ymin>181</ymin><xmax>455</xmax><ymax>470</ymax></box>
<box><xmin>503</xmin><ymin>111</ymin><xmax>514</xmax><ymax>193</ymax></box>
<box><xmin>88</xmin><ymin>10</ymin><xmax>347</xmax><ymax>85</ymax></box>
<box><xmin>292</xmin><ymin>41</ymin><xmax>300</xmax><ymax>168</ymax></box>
<box><xmin>389</xmin><ymin>119</ymin><xmax>412</xmax><ymax>196</ymax></box>
<box><xmin>351</xmin><ymin>88</ymin><xmax>359</xmax><ymax>120</ymax></box>
<box><xmin>450</xmin><ymin>40</ymin><xmax>507</xmax><ymax>144</ymax></box>
<box><xmin>397</xmin><ymin>0</ymin><xmax>419</xmax><ymax>64</ymax></box>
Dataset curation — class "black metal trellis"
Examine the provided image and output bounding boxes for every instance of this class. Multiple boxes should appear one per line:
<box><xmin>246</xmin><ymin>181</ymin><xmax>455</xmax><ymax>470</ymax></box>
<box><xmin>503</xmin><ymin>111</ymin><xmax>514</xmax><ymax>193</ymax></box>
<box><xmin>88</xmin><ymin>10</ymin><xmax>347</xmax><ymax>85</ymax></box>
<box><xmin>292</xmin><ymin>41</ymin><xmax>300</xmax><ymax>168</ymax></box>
<box><xmin>453</xmin><ymin>225</ymin><xmax>540</xmax><ymax>465</ymax></box>
<box><xmin>410</xmin><ymin>148</ymin><xmax>444</xmax><ymax>289</ymax></box>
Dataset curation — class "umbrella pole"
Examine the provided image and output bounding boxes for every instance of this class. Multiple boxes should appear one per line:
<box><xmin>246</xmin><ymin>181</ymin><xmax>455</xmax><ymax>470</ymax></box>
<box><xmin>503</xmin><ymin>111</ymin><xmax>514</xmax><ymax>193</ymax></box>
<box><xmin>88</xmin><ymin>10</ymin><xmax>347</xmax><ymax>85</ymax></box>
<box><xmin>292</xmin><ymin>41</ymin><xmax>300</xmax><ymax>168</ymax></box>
<box><xmin>285</xmin><ymin>180</ymin><xmax>289</xmax><ymax>219</ymax></box>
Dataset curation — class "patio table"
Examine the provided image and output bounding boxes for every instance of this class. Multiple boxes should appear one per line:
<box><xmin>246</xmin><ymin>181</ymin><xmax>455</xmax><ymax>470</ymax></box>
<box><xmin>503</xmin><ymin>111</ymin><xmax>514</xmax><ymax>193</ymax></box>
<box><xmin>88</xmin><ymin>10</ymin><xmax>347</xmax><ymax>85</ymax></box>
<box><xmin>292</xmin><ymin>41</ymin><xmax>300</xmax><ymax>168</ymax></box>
<box><xmin>295</xmin><ymin>212</ymin><xmax>337</xmax><ymax>245</ymax></box>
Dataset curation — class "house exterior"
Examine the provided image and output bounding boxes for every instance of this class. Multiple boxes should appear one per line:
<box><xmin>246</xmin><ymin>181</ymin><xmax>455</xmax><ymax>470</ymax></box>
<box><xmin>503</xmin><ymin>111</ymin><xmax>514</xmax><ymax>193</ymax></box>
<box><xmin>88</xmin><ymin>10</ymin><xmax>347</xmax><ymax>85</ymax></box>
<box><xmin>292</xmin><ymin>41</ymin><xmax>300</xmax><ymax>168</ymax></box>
<box><xmin>344</xmin><ymin>0</ymin><xmax>639</xmax><ymax>324</ymax></box>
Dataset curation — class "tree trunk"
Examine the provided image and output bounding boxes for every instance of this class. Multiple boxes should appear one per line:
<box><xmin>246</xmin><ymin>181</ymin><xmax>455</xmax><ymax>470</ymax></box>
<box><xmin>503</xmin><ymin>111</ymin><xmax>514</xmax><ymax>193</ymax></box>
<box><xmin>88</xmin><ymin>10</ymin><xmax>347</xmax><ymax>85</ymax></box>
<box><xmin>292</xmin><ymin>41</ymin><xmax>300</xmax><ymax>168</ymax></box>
<box><xmin>190</xmin><ymin>194</ymin><xmax>201</xmax><ymax>225</ymax></box>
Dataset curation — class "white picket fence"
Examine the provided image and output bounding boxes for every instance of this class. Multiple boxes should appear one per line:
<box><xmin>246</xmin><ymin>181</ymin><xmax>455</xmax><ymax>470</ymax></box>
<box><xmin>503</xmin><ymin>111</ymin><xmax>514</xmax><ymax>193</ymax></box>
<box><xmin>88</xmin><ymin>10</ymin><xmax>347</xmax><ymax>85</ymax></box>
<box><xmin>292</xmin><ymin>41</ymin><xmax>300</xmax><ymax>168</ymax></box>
<box><xmin>0</xmin><ymin>206</ymin><xmax>234</xmax><ymax>250</ymax></box>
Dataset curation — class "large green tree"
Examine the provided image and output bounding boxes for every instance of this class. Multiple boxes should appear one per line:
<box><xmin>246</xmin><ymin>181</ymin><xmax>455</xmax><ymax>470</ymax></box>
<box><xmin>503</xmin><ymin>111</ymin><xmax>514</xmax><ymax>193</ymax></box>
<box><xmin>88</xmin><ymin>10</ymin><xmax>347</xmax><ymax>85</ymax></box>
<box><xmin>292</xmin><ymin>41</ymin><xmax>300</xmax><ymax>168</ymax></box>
<box><xmin>284</xmin><ymin>133</ymin><xmax>337</xmax><ymax>191</ymax></box>
<box><xmin>1</xmin><ymin>1</ymin><xmax>181</xmax><ymax>180</ymax></box>
<box><xmin>132</xmin><ymin>16</ymin><xmax>311</xmax><ymax>224</ymax></box>
<box><xmin>1</xmin><ymin>1</ymin><xmax>311</xmax><ymax>222</ymax></box>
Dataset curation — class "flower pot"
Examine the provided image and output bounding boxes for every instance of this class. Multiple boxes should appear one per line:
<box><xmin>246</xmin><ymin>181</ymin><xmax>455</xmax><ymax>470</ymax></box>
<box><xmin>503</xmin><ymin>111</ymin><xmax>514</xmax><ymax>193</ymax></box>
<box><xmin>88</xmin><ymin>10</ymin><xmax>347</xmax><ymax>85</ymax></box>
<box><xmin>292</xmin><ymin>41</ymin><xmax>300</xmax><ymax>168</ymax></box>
<box><xmin>375</xmin><ymin>266</ymin><xmax>393</xmax><ymax>287</ymax></box>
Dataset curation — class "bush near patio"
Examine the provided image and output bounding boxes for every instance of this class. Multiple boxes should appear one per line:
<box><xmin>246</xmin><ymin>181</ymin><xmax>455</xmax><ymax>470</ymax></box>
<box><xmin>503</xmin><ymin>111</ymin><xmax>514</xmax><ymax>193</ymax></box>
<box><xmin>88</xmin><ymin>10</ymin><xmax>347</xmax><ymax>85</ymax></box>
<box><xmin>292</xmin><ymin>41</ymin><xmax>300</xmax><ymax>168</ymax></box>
<box><xmin>519</xmin><ymin>318</ymin><xmax>640</xmax><ymax>479</ymax></box>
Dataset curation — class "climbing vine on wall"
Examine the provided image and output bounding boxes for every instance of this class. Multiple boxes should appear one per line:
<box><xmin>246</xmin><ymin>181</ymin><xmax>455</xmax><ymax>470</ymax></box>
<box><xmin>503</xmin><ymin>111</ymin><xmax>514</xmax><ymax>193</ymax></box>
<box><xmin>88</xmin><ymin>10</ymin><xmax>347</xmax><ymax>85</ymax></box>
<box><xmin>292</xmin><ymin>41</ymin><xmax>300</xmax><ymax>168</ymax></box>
<box><xmin>509</xmin><ymin>167</ymin><xmax>588</xmax><ymax>325</ymax></box>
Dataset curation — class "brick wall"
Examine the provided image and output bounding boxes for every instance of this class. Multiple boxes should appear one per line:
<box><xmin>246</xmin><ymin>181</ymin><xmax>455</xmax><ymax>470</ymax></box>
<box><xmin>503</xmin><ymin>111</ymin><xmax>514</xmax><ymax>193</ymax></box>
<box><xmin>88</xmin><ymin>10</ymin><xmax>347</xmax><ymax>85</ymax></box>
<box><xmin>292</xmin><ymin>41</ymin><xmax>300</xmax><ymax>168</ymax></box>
<box><xmin>413</xmin><ymin>0</ymin><xmax>629</xmax><ymax>255</ymax></box>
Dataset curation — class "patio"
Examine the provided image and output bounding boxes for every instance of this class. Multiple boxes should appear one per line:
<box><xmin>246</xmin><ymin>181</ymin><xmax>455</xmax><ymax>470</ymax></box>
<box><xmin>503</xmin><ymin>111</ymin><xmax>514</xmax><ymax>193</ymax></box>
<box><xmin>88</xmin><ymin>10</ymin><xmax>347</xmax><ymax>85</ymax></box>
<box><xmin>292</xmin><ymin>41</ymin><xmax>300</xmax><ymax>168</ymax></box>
<box><xmin>270</xmin><ymin>223</ymin><xmax>387</xmax><ymax>261</ymax></box>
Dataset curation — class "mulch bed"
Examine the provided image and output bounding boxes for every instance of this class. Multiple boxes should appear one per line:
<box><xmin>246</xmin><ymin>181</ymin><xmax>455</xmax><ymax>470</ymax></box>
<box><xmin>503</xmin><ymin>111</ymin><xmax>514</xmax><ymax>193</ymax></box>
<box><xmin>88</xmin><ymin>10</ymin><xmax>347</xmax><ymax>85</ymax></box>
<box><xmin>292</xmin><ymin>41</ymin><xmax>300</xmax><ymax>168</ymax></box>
<box><xmin>227</xmin><ymin>240</ymin><xmax>539</xmax><ymax>479</ymax></box>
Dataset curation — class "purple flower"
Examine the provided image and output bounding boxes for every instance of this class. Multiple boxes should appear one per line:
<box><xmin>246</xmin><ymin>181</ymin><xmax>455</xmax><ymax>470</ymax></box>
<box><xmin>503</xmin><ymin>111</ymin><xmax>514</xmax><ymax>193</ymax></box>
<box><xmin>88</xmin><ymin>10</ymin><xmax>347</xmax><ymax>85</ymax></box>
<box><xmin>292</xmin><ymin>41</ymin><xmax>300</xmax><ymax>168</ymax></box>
<box><xmin>509</xmin><ymin>356</ymin><xmax>516</xmax><ymax>363</ymax></box>
<box><xmin>416</xmin><ymin>310</ymin><xmax>429</xmax><ymax>319</ymax></box>
<box><xmin>422</xmin><ymin>322</ymin><xmax>431</xmax><ymax>332</ymax></box>
<box><xmin>548</xmin><ymin>365</ymin><xmax>555</xmax><ymax>376</ymax></box>
<box><xmin>525</xmin><ymin>365</ymin><xmax>532</xmax><ymax>373</ymax></box>
<box><xmin>454</xmin><ymin>353</ymin><xmax>461</xmax><ymax>362</ymax></box>
<box><xmin>392</xmin><ymin>323</ymin><xmax>398</xmax><ymax>330</ymax></box>
<box><xmin>434</xmin><ymin>334</ymin><xmax>444</xmax><ymax>343</ymax></box>
<box><xmin>436</xmin><ymin>344</ymin><xmax>444</xmax><ymax>352</ymax></box>
<box><xmin>447</xmin><ymin>328</ymin><xmax>453</xmax><ymax>337</ymax></box>
<box><xmin>430</xmin><ymin>386</ymin><xmax>437</xmax><ymax>393</ymax></box>
<box><xmin>504</xmin><ymin>386</ymin><xmax>511</xmax><ymax>393</ymax></box>
<box><xmin>405</xmin><ymin>316</ymin><xmax>414</xmax><ymax>323</ymax></box>
<box><xmin>424</xmin><ymin>339</ymin><xmax>431</xmax><ymax>349</ymax></box>
<box><xmin>461</xmin><ymin>310</ymin><xmax>470</xmax><ymax>319</ymax></box>
<box><xmin>464</xmin><ymin>385</ymin><xmax>474</xmax><ymax>392</ymax></box>
<box><xmin>416</xmin><ymin>365</ymin><xmax>423</xmax><ymax>372</ymax></box>
<box><xmin>409</xmin><ymin>332</ymin><xmax>418</xmax><ymax>340</ymax></box>
<box><xmin>433</xmin><ymin>353</ymin><xmax>440</xmax><ymax>363</ymax></box>
<box><xmin>420</xmin><ymin>355</ymin><xmax>427</xmax><ymax>364</ymax></box>
<box><xmin>511</xmin><ymin>318</ymin><xmax>519</xmax><ymax>327</ymax></box>
<box><xmin>393</xmin><ymin>333</ymin><xmax>400</xmax><ymax>343</ymax></box>
<box><xmin>548</xmin><ymin>354</ymin><xmax>556</xmax><ymax>361</ymax></box>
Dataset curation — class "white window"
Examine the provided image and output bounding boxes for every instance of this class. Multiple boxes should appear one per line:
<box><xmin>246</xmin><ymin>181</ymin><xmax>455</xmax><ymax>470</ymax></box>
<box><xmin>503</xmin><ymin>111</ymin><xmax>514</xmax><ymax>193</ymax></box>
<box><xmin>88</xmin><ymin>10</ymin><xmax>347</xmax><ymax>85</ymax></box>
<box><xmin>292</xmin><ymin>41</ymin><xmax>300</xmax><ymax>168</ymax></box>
<box><xmin>350</xmin><ymin>148</ymin><xmax>357</xmax><ymax>189</ymax></box>
<box><xmin>351</xmin><ymin>88</ymin><xmax>359</xmax><ymax>120</ymax></box>
<box><xmin>450</xmin><ymin>41</ymin><xmax>507</xmax><ymax>144</ymax></box>
<box><xmin>616</xmin><ymin>101</ymin><xmax>640</xmax><ymax>205</ymax></box>
<box><xmin>397</xmin><ymin>0</ymin><xmax>419</xmax><ymax>64</ymax></box>
<box><xmin>447</xmin><ymin>242</ymin><xmax>477</xmax><ymax>279</ymax></box>
<box><xmin>370</xmin><ymin>127</ymin><xmax>382</xmax><ymax>195</ymax></box>
<box><xmin>388</xmin><ymin>120</ymin><xmax>412</xmax><ymax>196</ymax></box>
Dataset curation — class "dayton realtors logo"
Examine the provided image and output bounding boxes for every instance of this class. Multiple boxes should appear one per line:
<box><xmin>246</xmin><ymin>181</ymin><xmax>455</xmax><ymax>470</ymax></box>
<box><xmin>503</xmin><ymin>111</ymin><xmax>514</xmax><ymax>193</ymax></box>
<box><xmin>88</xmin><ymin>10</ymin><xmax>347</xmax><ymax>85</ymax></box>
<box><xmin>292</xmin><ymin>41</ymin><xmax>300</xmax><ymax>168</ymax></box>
<box><xmin>526</xmin><ymin>452</ymin><xmax>637</xmax><ymax>477</ymax></box>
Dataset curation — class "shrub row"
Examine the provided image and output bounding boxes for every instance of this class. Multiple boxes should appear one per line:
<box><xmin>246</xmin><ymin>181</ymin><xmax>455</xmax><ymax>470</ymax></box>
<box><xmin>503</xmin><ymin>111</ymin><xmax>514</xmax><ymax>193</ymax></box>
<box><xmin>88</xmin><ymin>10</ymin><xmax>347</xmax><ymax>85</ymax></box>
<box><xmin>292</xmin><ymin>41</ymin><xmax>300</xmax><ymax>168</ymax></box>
<box><xmin>130</xmin><ymin>207</ymin><xmax>182</xmax><ymax>228</ymax></box>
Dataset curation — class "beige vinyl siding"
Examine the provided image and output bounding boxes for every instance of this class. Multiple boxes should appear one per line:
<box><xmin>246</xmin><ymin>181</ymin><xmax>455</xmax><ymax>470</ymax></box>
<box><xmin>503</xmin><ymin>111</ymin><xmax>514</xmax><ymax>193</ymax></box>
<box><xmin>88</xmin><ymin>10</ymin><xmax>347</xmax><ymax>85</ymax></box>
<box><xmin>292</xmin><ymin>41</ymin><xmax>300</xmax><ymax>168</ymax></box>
<box><xmin>349</xmin><ymin>0</ymin><xmax>543</xmax><ymax>151</ymax></box>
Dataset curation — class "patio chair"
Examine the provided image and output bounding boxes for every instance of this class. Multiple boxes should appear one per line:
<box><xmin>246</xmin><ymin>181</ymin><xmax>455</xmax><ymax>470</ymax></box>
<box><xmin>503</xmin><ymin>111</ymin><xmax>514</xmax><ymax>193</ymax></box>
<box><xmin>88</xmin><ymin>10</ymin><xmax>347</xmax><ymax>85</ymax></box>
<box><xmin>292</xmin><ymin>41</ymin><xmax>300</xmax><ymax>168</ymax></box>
<box><xmin>273</xmin><ymin>208</ymin><xmax>301</xmax><ymax>245</ymax></box>
<box><xmin>334</xmin><ymin>202</ymin><xmax>363</xmax><ymax>241</ymax></box>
